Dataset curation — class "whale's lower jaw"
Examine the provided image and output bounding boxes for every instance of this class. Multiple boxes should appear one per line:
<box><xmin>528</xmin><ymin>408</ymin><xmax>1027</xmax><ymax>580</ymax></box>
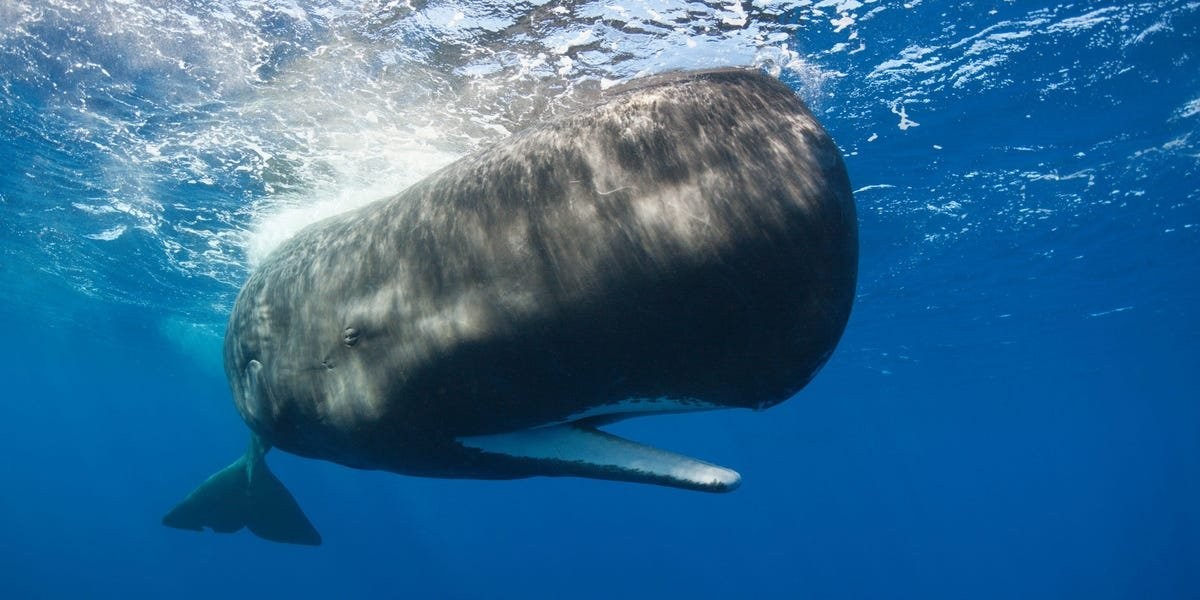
<box><xmin>456</xmin><ymin>423</ymin><xmax>741</xmax><ymax>492</ymax></box>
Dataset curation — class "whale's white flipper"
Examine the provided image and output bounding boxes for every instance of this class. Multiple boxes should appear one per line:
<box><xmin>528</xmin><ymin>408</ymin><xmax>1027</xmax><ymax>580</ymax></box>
<box><xmin>458</xmin><ymin>425</ymin><xmax>741</xmax><ymax>492</ymax></box>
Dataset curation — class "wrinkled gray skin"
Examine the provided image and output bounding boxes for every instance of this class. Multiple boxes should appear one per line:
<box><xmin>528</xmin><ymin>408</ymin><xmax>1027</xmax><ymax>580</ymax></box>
<box><xmin>226</xmin><ymin>68</ymin><xmax>857</xmax><ymax>485</ymax></box>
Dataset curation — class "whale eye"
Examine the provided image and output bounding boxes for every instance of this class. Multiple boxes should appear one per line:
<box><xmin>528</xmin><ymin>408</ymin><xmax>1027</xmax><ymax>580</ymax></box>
<box><xmin>343</xmin><ymin>327</ymin><xmax>360</xmax><ymax>347</ymax></box>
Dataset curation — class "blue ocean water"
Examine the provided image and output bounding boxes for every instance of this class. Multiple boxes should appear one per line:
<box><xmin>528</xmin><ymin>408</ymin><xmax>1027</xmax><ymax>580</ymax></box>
<box><xmin>1</xmin><ymin>1</ymin><xmax>1198</xmax><ymax>598</ymax></box>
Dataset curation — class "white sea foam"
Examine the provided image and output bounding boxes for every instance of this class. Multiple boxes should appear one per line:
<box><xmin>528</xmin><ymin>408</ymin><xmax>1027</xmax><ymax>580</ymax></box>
<box><xmin>85</xmin><ymin>225</ymin><xmax>128</xmax><ymax>241</ymax></box>
<box><xmin>1178</xmin><ymin>97</ymin><xmax>1200</xmax><ymax>120</ymax></box>
<box><xmin>244</xmin><ymin>154</ymin><xmax>455</xmax><ymax>267</ymax></box>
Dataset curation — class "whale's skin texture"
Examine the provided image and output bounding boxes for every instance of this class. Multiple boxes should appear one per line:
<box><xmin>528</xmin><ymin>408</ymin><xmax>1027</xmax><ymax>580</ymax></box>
<box><xmin>224</xmin><ymin>68</ymin><xmax>857</xmax><ymax>486</ymax></box>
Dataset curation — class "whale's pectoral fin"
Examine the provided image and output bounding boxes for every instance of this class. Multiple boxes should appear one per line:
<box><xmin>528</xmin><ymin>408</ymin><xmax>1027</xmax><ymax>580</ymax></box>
<box><xmin>162</xmin><ymin>436</ymin><xmax>321</xmax><ymax>546</ymax></box>
<box><xmin>458</xmin><ymin>424</ymin><xmax>741</xmax><ymax>492</ymax></box>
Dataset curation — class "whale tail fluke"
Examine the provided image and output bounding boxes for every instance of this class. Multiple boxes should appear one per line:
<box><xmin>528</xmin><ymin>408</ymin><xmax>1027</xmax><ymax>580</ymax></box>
<box><xmin>162</xmin><ymin>436</ymin><xmax>321</xmax><ymax>546</ymax></box>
